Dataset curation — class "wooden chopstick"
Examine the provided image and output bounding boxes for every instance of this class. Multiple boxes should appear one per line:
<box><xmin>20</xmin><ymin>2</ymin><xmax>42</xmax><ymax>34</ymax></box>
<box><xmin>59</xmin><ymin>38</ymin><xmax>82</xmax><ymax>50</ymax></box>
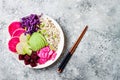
<box><xmin>58</xmin><ymin>26</ymin><xmax>88</xmax><ymax>73</ymax></box>
<box><xmin>69</xmin><ymin>26</ymin><xmax>88</xmax><ymax>54</ymax></box>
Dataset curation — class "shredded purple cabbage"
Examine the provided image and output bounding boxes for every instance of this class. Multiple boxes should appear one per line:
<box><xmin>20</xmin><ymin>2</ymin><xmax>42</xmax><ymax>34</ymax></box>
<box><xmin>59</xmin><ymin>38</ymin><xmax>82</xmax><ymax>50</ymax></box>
<box><xmin>21</xmin><ymin>14</ymin><xmax>41</xmax><ymax>35</ymax></box>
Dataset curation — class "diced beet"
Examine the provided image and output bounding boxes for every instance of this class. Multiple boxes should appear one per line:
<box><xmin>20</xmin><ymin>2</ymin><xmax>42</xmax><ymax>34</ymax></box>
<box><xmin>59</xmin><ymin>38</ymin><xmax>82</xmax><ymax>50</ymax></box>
<box><xmin>34</xmin><ymin>59</ymin><xmax>38</xmax><ymax>63</ymax></box>
<box><xmin>18</xmin><ymin>54</ymin><xmax>25</xmax><ymax>60</ymax></box>
<box><xmin>30</xmin><ymin>62</ymin><xmax>37</xmax><ymax>67</ymax></box>
<box><xmin>24</xmin><ymin>55</ymin><xmax>31</xmax><ymax>61</ymax></box>
<box><xmin>31</xmin><ymin>53</ymin><xmax>38</xmax><ymax>60</ymax></box>
<box><xmin>30</xmin><ymin>59</ymin><xmax>34</xmax><ymax>63</ymax></box>
<box><xmin>24</xmin><ymin>59</ymin><xmax>30</xmax><ymax>65</ymax></box>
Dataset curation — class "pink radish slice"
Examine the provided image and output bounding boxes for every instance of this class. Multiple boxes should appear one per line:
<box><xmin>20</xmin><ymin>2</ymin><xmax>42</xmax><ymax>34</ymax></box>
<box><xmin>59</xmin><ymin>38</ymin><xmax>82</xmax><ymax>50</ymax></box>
<box><xmin>8</xmin><ymin>37</ymin><xmax>20</xmax><ymax>52</ymax></box>
<box><xmin>50</xmin><ymin>52</ymin><xmax>57</xmax><ymax>60</ymax></box>
<box><xmin>12</xmin><ymin>28</ymin><xmax>25</xmax><ymax>37</ymax></box>
<box><xmin>37</xmin><ymin>58</ymin><xmax>48</xmax><ymax>64</ymax></box>
<box><xmin>8</xmin><ymin>22</ymin><xmax>21</xmax><ymax>36</ymax></box>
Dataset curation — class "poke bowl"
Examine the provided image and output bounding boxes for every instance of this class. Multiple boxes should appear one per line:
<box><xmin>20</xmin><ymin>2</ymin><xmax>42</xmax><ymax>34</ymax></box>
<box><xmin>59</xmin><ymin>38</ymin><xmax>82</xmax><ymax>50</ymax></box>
<box><xmin>8</xmin><ymin>14</ymin><xmax>64</xmax><ymax>68</ymax></box>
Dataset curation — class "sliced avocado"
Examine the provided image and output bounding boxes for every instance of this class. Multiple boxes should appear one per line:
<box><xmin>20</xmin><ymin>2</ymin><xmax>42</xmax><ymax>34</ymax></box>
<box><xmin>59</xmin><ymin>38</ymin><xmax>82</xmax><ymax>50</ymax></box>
<box><xmin>23</xmin><ymin>42</ymin><xmax>32</xmax><ymax>55</ymax></box>
<box><xmin>39</xmin><ymin>33</ymin><xmax>48</xmax><ymax>46</ymax></box>
<box><xmin>29</xmin><ymin>32</ymin><xmax>47</xmax><ymax>51</ymax></box>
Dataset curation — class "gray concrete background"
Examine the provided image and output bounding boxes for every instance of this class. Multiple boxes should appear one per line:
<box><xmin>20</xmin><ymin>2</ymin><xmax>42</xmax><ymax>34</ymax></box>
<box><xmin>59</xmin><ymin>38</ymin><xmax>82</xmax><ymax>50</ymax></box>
<box><xmin>0</xmin><ymin>0</ymin><xmax>120</xmax><ymax>80</ymax></box>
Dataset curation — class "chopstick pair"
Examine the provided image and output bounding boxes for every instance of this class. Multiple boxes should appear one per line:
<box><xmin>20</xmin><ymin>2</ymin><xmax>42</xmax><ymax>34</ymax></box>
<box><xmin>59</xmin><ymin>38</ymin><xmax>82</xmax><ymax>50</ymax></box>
<box><xmin>58</xmin><ymin>26</ymin><xmax>88</xmax><ymax>73</ymax></box>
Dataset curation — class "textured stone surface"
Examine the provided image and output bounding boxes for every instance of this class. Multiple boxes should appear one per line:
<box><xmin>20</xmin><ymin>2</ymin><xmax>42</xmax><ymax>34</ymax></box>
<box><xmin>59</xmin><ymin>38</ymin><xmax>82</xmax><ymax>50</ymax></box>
<box><xmin>0</xmin><ymin>0</ymin><xmax>120</xmax><ymax>80</ymax></box>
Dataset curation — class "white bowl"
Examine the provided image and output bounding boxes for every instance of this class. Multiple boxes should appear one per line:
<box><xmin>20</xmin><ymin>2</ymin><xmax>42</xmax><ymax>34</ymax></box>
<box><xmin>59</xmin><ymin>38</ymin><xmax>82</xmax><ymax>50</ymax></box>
<box><xmin>13</xmin><ymin>14</ymin><xmax>64</xmax><ymax>69</ymax></box>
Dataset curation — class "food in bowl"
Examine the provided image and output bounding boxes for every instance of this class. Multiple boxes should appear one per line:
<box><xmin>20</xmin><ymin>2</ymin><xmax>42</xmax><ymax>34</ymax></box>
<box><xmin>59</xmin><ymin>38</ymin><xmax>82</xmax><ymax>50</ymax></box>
<box><xmin>8</xmin><ymin>14</ymin><xmax>60</xmax><ymax>67</ymax></box>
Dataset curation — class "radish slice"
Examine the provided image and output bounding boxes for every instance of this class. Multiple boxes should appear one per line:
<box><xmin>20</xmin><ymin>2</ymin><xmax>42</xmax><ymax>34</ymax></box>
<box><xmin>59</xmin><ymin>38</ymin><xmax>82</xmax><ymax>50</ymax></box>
<box><xmin>12</xmin><ymin>28</ymin><xmax>25</xmax><ymax>37</ymax></box>
<box><xmin>8</xmin><ymin>22</ymin><xmax>21</xmax><ymax>36</ymax></box>
<box><xmin>8</xmin><ymin>37</ymin><xmax>20</xmax><ymax>52</ymax></box>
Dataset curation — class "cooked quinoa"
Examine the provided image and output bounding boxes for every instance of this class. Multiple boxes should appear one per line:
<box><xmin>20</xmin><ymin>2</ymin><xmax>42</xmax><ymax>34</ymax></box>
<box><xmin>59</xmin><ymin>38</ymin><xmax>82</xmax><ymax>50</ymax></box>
<box><xmin>40</xmin><ymin>17</ymin><xmax>60</xmax><ymax>50</ymax></box>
